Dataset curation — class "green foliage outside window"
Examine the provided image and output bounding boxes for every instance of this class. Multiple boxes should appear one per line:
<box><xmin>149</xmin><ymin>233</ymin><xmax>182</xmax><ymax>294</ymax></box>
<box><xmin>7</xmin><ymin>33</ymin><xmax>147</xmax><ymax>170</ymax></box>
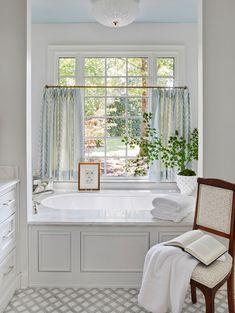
<box><xmin>58</xmin><ymin>56</ymin><xmax>177</xmax><ymax>177</ymax></box>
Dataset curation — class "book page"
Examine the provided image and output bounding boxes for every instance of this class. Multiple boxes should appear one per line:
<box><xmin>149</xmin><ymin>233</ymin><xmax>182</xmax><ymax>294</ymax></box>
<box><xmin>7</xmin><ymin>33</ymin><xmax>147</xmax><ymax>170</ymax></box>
<box><xmin>165</xmin><ymin>229</ymin><xmax>204</xmax><ymax>248</ymax></box>
<box><xmin>186</xmin><ymin>235</ymin><xmax>227</xmax><ymax>265</ymax></box>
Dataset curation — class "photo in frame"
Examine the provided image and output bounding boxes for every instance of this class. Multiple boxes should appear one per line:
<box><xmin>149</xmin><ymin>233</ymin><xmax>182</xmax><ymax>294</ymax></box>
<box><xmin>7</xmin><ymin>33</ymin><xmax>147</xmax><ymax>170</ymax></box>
<box><xmin>78</xmin><ymin>162</ymin><xmax>100</xmax><ymax>191</ymax></box>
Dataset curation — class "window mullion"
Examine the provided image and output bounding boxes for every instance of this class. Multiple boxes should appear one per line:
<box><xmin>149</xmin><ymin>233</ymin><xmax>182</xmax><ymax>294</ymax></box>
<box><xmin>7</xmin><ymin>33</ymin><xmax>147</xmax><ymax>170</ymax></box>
<box><xmin>125</xmin><ymin>58</ymin><xmax>129</xmax><ymax>177</ymax></box>
<box><xmin>104</xmin><ymin>57</ymin><xmax>107</xmax><ymax>177</ymax></box>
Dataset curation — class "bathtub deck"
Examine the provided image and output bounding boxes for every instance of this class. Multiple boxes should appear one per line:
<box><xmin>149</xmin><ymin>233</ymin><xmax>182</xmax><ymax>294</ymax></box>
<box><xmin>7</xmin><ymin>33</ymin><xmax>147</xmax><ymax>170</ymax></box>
<box><xmin>28</xmin><ymin>211</ymin><xmax>194</xmax><ymax>226</ymax></box>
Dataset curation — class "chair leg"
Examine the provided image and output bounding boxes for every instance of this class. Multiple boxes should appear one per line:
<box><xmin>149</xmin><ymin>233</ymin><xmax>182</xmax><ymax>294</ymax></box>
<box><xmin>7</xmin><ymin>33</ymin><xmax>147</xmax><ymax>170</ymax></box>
<box><xmin>191</xmin><ymin>285</ymin><xmax>197</xmax><ymax>304</ymax></box>
<box><xmin>227</xmin><ymin>274</ymin><xmax>235</xmax><ymax>313</ymax></box>
<box><xmin>204</xmin><ymin>289</ymin><xmax>215</xmax><ymax>313</ymax></box>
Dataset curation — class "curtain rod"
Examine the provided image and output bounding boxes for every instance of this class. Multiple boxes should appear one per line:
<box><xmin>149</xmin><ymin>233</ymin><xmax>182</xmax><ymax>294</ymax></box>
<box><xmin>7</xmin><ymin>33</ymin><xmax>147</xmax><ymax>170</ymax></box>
<box><xmin>45</xmin><ymin>85</ymin><xmax>187</xmax><ymax>89</ymax></box>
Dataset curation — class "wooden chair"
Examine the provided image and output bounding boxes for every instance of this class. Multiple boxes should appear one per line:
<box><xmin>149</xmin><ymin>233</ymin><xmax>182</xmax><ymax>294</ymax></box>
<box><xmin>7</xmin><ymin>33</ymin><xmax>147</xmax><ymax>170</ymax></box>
<box><xmin>190</xmin><ymin>178</ymin><xmax>235</xmax><ymax>313</ymax></box>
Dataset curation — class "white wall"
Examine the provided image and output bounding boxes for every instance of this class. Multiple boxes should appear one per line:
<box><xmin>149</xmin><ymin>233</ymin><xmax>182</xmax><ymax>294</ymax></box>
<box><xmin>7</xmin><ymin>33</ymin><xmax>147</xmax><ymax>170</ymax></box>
<box><xmin>203</xmin><ymin>0</ymin><xmax>235</xmax><ymax>181</ymax></box>
<box><xmin>0</xmin><ymin>0</ymin><xmax>28</xmax><ymax>285</ymax></box>
<box><xmin>31</xmin><ymin>23</ymin><xmax>198</xmax><ymax>175</ymax></box>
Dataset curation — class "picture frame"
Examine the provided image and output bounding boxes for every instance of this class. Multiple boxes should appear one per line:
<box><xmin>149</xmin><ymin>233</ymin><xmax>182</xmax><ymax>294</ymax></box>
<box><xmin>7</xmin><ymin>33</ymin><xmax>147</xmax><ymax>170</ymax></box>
<box><xmin>78</xmin><ymin>162</ymin><xmax>100</xmax><ymax>191</ymax></box>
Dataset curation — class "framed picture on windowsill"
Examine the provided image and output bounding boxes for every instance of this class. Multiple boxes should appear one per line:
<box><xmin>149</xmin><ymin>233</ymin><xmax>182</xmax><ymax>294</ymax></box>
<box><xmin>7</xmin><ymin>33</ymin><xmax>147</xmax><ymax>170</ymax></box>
<box><xmin>78</xmin><ymin>162</ymin><xmax>100</xmax><ymax>191</ymax></box>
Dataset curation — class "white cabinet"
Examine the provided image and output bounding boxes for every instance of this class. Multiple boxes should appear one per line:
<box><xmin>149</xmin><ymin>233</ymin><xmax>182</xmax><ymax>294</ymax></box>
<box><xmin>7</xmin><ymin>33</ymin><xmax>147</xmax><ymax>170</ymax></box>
<box><xmin>0</xmin><ymin>184</ymin><xmax>19</xmax><ymax>313</ymax></box>
<box><xmin>0</xmin><ymin>214</ymin><xmax>16</xmax><ymax>263</ymax></box>
<box><xmin>0</xmin><ymin>189</ymin><xmax>16</xmax><ymax>224</ymax></box>
<box><xmin>0</xmin><ymin>249</ymin><xmax>17</xmax><ymax>294</ymax></box>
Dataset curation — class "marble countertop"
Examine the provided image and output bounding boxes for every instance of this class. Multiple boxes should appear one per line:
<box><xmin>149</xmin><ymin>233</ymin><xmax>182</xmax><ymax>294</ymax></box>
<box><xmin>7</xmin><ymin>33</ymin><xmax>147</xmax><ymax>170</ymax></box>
<box><xmin>28</xmin><ymin>212</ymin><xmax>194</xmax><ymax>226</ymax></box>
<box><xmin>0</xmin><ymin>179</ymin><xmax>19</xmax><ymax>194</ymax></box>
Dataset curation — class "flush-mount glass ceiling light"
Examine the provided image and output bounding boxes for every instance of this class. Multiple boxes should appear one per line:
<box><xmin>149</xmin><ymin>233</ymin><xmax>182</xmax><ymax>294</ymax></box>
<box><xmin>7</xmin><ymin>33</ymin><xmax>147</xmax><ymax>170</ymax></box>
<box><xmin>92</xmin><ymin>0</ymin><xmax>139</xmax><ymax>28</ymax></box>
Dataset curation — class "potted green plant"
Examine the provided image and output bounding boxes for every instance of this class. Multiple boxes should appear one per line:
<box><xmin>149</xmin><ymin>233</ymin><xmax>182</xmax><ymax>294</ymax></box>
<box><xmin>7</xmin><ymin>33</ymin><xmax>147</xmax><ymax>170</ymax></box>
<box><xmin>158</xmin><ymin>127</ymin><xmax>198</xmax><ymax>195</ymax></box>
<box><xmin>122</xmin><ymin>113</ymin><xmax>198</xmax><ymax>195</ymax></box>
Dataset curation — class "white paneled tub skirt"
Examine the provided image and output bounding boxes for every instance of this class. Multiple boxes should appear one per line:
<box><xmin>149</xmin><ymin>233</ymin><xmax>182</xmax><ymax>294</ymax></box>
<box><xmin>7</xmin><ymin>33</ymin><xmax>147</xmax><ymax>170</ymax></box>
<box><xmin>29</xmin><ymin>190</ymin><xmax>195</xmax><ymax>287</ymax></box>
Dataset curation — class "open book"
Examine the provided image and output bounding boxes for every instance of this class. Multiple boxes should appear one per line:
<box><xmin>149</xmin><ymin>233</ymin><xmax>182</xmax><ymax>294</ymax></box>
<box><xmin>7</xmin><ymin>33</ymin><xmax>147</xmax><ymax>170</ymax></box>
<box><xmin>164</xmin><ymin>229</ymin><xmax>227</xmax><ymax>266</ymax></box>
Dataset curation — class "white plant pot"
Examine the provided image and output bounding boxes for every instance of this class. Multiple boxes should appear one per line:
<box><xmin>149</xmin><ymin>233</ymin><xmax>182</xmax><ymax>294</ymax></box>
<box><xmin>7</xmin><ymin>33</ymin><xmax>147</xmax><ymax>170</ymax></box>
<box><xmin>176</xmin><ymin>174</ymin><xmax>197</xmax><ymax>196</ymax></box>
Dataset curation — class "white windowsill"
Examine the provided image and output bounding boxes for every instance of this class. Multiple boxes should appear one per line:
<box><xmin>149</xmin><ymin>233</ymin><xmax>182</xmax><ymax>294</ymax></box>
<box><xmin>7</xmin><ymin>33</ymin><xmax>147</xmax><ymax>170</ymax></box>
<box><xmin>53</xmin><ymin>180</ymin><xmax>178</xmax><ymax>191</ymax></box>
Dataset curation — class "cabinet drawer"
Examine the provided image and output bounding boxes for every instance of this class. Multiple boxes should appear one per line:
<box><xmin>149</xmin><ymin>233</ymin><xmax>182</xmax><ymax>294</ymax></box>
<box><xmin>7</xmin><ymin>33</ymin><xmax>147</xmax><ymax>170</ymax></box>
<box><xmin>0</xmin><ymin>214</ymin><xmax>16</xmax><ymax>262</ymax></box>
<box><xmin>0</xmin><ymin>189</ymin><xmax>16</xmax><ymax>223</ymax></box>
<box><xmin>0</xmin><ymin>249</ymin><xmax>16</xmax><ymax>293</ymax></box>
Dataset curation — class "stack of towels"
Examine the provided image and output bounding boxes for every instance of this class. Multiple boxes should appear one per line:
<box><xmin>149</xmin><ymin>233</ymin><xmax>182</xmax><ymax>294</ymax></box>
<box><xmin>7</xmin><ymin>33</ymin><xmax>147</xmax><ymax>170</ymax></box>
<box><xmin>151</xmin><ymin>195</ymin><xmax>195</xmax><ymax>222</ymax></box>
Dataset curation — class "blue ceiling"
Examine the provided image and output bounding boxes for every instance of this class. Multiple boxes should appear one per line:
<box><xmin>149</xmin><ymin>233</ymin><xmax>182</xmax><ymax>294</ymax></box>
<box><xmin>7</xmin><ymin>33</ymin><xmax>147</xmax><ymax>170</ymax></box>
<box><xmin>31</xmin><ymin>0</ymin><xmax>198</xmax><ymax>24</ymax></box>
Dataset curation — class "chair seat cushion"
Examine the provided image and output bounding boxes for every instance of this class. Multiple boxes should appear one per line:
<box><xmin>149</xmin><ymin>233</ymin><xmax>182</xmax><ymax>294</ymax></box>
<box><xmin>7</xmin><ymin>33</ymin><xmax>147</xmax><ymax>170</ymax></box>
<box><xmin>191</xmin><ymin>253</ymin><xmax>233</xmax><ymax>288</ymax></box>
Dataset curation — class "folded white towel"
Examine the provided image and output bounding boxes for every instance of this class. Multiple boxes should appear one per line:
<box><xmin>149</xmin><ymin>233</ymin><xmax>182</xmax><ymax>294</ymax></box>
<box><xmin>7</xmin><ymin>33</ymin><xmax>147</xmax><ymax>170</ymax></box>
<box><xmin>151</xmin><ymin>207</ymin><xmax>193</xmax><ymax>222</ymax></box>
<box><xmin>152</xmin><ymin>197</ymin><xmax>181</xmax><ymax>213</ymax></box>
<box><xmin>151</xmin><ymin>195</ymin><xmax>195</xmax><ymax>222</ymax></box>
<box><xmin>152</xmin><ymin>194</ymin><xmax>194</xmax><ymax>208</ymax></box>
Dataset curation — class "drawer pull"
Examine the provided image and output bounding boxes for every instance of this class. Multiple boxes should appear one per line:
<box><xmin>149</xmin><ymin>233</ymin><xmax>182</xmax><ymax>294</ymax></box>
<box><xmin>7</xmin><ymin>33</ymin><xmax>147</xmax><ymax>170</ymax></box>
<box><xmin>3</xmin><ymin>265</ymin><xmax>14</xmax><ymax>276</ymax></box>
<box><xmin>3</xmin><ymin>230</ymin><xmax>14</xmax><ymax>240</ymax></box>
<box><xmin>2</xmin><ymin>199</ymin><xmax>15</xmax><ymax>206</ymax></box>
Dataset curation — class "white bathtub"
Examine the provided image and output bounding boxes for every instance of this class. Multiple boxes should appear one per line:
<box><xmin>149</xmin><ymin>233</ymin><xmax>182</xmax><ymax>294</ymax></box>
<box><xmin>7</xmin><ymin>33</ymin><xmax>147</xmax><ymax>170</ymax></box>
<box><xmin>40</xmin><ymin>191</ymin><xmax>156</xmax><ymax>218</ymax></box>
<box><xmin>38</xmin><ymin>190</ymin><xmax>194</xmax><ymax>219</ymax></box>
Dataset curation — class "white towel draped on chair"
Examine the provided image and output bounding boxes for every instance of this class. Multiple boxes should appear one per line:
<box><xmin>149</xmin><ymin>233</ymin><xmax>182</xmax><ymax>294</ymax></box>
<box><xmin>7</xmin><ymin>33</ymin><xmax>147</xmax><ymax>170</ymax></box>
<box><xmin>138</xmin><ymin>244</ymin><xmax>199</xmax><ymax>313</ymax></box>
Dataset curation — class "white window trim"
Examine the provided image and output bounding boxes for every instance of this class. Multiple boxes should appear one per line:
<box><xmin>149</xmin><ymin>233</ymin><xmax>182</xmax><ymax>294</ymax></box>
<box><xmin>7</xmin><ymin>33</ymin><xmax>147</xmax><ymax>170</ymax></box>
<box><xmin>48</xmin><ymin>45</ymin><xmax>186</xmax><ymax>86</ymax></box>
<box><xmin>47</xmin><ymin>45</ymin><xmax>186</xmax><ymax>184</ymax></box>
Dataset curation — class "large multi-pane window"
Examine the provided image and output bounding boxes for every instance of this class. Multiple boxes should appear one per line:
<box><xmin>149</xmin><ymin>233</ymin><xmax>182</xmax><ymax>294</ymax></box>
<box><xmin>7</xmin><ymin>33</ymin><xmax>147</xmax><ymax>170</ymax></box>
<box><xmin>84</xmin><ymin>57</ymin><xmax>149</xmax><ymax>177</ymax></box>
<box><xmin>57</xmin><ymin>54</ymin><xmax>176</xmax><ymax>178</ymax></box>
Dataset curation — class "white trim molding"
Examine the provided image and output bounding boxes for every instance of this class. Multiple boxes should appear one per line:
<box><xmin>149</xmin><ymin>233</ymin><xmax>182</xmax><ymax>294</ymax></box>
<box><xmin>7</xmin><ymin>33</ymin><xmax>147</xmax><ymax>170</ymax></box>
<box><xmin>47</xmin><ymin>44</ymin><xmax>186</xmax><ymax>86</ymax></box>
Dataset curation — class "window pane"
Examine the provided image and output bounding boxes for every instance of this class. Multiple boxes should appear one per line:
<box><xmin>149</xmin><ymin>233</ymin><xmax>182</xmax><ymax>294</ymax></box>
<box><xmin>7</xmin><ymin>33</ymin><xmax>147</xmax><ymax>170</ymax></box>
<box><xmin>106</xmin><ymin>158</ymin><xmax>126</xmax><ymax>176</ymax></box>
<box><xmin>107</xmin><ymin>118</ymin><xmax>126</xmax><ymax>137</ymax></box>
<box><xmin>128</xmin><ymin>77</ymin><xmax>148</xmax><ymax>87</ymax></box>
<box><xmin>127</xmin><ymin>98</ymin><xmax>148</xmax><ymax>116</ymax></box>
<box><xmin>85</xmin><ymin>77</ymin><xmax>105</xmax><ymax>96</ymax></box>
<box><xmin>157</xmin><ymin>78</ymin><xmax>174</xmax><ymax>87</ymax></box>
<box><xmin>107</xmin><ymin>77</ymin><xmax>126</xmax><ymax>86</ymax></box>
<box><xmin>85</xmin><ymin>118</ymin><xmax>105</xmax><ymax>137</ymax></box>
<box><xmin>107</xmin><ymin>87</ymin><xmax>127</xmax><ymax>97</ymax></box>
<box><xmin>157</xmin><ymin>58</ymin><xmax>174</xmax><ymax>77</ymax></box>
<box><xmin>85</xmin><ymin>139</ymin><xmax>105</xmax><ymax>157</ymax></box>
<box><xmin>59</xmin><ymin>77</ymin><xmax>75</xmax><ymax>86</ymax></box>
<box><xmin>106</xmin><ymin>138</ymin><xmax>126</xmax><ymax>157</ymax></box>
<box><xmin>107</xmin><ymin>97</ymin><xmax>126</xmax><ymax>117</ymax></box>
<box><xmin>106</xmin><ymin>77</ymin><xmax>127</xmax><ymax>96</ymax></box>
<box><xmin>107</xmin><ymin>58</ymin><xmax>126</xmax><ymax>76</ymax></box>
<box><xmin>128</xmin><ymin>58</ymin><xmax>148</xmax><ymax>76</ymax></box>
<box><xmin>128</xmin><ymin>87</ymin><xmax>148</xmax><ymax>97</ymax></box>
<box><xmin>128</xmin><ymin>118</ymin><xmax>142</xmax><ymax>137</ymax></box>
<box><xmin>84</xmin><ymin>58</ymin><xmax>105</xmax><ymax>76</ymax></box>
<box><xmin>85</xmin><ymin>98</ymin><xmax>105</xmax><ymax>117</ymax></box>
<box><xmin>59</xmin><ymin>58</ymin><xmax>76</xmax><ymax>76</ymax></box>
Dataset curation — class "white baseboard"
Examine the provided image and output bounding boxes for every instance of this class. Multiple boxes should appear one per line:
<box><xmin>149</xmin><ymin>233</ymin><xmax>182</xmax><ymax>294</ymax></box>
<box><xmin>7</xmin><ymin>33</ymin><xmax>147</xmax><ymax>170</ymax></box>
<box><xmin>29</xmin><ymin>282</ymin><xmax>141</xmax><ymax>288</ymax></box>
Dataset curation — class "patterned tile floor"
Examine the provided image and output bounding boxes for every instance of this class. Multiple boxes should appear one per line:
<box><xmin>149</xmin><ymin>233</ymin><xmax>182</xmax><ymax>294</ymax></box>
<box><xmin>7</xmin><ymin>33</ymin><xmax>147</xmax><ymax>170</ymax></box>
<box><xmin>4</xmin><ymin>288</ymin><xmax>228</xmax><ymax>313</ymax></box>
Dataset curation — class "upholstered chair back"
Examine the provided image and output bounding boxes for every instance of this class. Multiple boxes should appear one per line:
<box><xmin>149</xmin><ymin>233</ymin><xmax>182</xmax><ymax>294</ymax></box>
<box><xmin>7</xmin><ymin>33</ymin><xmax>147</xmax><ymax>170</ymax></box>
<box><xmin>196</xmin><ymin>183</ymin><xmax>233</xmax><ymax>234</ymax></box>
<box><xmin>193</xmin><ymin>178</ymin><xmax>235</xmax><ymax>257</ymax></box>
